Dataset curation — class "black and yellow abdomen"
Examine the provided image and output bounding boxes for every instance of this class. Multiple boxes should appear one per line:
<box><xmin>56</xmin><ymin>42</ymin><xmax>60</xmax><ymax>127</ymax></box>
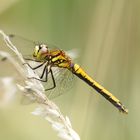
<box><xmin>71</xmin><ymin>63</ymin><xmax>128</xmax><ymax>114</ymax></box>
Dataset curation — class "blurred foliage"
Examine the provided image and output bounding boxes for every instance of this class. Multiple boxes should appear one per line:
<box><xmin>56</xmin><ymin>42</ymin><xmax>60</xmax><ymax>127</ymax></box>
<box><xmin>0</xmin><ymin>0</ymin><xmax>140</xmax><ymax>140</ymax></box>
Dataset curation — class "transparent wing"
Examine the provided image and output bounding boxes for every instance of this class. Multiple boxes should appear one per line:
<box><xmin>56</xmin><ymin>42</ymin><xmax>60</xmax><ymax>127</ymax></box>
<box><xmin>44</xmin><ymin>67</ymin><xmax>75</xmax><ymax>99</ymax></box>
<box><xmin>6</xmin><ymin>34</ymin><xmax>79</xmax><ymax>99</ymax></box>
<box><xmin>8</xmin><ymin>34</ymin><xmax>79</xmax><ymax>59</ymax></box>
<box><xmin>8</xmin><ymin>34</ymin><xmax>37</xmax><ymax>55</ymax></box>
<box><xmin>24</xmin><ymin>60</ymin><xmax>75</xmax><ymax>99</ymax></box>
<box><xmin>8</xmin><ymin>34</ymin><xmax>59</xmax><ymax>53</ymax></box>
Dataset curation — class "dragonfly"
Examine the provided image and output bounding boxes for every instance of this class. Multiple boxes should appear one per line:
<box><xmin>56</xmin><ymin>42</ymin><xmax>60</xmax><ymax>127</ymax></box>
<box><xmin>8</xmin><ymin>34</ymin><xmax>128</xmax><ymax>114</ymax></box>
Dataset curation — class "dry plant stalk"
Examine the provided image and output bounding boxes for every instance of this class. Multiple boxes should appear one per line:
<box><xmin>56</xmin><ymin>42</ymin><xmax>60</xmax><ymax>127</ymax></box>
<box><xmin>0</xmin><ymin>30</ymin><xmax>80</xmax><ymax>140</ymax></box>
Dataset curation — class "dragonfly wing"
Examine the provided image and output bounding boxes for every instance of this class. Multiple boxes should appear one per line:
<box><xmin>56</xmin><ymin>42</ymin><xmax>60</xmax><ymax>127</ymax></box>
<box><xmin>6</xmin><ymin>34</ymin><xmax>78</xmax><ymax>99</ymax></box>
<box><xmin>8</xmin><ymin>34</ymin><xmax>39</xmax><ymax>55</ymax></box>
<box><xmin>8</xmin><ymin>34</ymin><xmax>79</xmax><ymax>60</ymax></box>
<box><xmin>66</xmin><ymin>48</ymin><xmax>79</xmax><ymax>60</ymax></box>
<box><xmin>44</xmin><ymin>67</ymin><xmax>75</xmax><ymax>99</ymax></box>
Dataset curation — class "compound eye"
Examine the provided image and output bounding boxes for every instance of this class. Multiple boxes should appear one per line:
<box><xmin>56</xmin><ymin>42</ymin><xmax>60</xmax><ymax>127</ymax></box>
<box><xmin>40</xmin><ymin>44</ymin><xmax>48</xmax><ymax>53</ymax></box>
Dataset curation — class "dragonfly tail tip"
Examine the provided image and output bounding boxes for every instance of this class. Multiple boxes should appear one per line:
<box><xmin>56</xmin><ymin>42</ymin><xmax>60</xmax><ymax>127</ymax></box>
<box><xmin>119</xmin><ymin>108</ymin><xmax>128</xmax><ymax>114</ymax></box>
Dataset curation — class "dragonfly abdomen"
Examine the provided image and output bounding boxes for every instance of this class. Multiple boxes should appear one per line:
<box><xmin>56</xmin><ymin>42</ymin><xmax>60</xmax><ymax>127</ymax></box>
<box><xmin>71</xmin><ymin>63</ymin><xmax>128</xmax><ymax>114</ymax></box>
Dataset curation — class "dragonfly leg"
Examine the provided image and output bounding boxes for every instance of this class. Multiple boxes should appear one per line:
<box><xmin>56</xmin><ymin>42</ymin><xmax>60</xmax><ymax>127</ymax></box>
<box><xmin>23</xmin><ymin>62</ymin><xmax>45</xmax><ymax>70</ymax></box>
<box><xmin>28</xmin><ymin>77</ymin><xmax>48</xmax><ymax>82</ymax></box>
<box><xmin>30</xmin><ymin>66</ymin><xmax>53</xmax><ymax>83</ymax></box>
<box><xmin>40</xmin><ymin>65</ymin><xmax>47</xmax><ymax>79</ymax></box>
<box><xmin>27</xmin><ymin>65</ymin><xmax>56</xmax><ymax>90</ymax></box>
<box><xmin>28</xmin><ymin>65</ymin><xmax>49</xmax><ymax>82</ymax></box>
<box><xmin>45</xmin><ymin>68</ymin><xmax>56</xmax><ymax>91</ymax></box>
<box><xmin>32</xmin><ymin>66</ymin><xmax>49</xmax><ymax>82</ymax></box>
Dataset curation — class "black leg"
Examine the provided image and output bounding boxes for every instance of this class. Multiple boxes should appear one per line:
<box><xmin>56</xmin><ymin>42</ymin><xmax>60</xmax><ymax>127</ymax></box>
<box><xmin>40</xmin><ymin>65</ymin><xmax>47</xmax><ymax>79</ymax></box>
<box><xmin>23</xmin><ymin>62</ymin><xmax>45</xmax><ymax>70</ymax></box>
<box><xmin>28</xmin><ymin>65</ymin><xmax>49</xmax><ymax>82</ymax></box>
<box><xmin>45</xmin><ymin>68</ymin><xmax>56</xmax><ymax>91</ymax></box>
<box><xmin>27</xmin><ymin>66</ymin><xmax>56</xmax><ymax>90</ymax></box>
<box><xmin>29</xmin><ymin>66</ymin><xmax>49</xmax><ymax>82</ymax></box>
<box><xmin>28</xmin><ymin>76</ymin><xmax>48</xmax><ymax>82</ymax></box>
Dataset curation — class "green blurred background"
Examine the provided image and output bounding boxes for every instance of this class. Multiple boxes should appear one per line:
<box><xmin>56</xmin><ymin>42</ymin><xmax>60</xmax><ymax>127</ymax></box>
<box><xmin>0</xmin><ymin>0</ymin><xmax>139</xmax><ymax>140</ymax></box>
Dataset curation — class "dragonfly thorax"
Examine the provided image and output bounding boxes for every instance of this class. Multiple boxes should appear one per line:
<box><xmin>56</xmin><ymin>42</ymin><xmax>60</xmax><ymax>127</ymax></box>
<box><xmin>50</xmin><ymin>50</ymin><xmax>72</xmax><ymax>69</ymax></box>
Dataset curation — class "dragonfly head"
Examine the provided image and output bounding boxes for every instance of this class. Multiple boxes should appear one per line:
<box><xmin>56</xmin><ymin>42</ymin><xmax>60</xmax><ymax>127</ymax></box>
<box><xmin>33</xmin><ymin>44</ymin><xmax>48</xmax><ymax>60</ymax></box>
